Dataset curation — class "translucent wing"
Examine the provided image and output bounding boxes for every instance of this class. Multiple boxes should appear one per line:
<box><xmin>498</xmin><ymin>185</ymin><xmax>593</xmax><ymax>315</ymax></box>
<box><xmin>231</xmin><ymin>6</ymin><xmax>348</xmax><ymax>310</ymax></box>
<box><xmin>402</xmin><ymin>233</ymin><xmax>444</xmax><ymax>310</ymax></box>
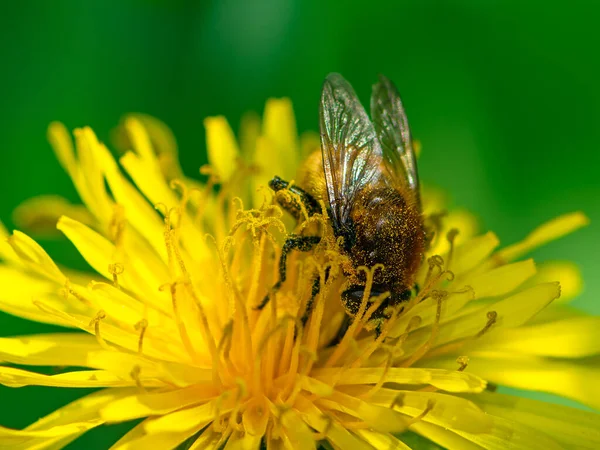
<box><xmin>319</xmin><ymin>73</ymin><xmax>384</xmax><ymax>228</ymax></box>
<box><xmin>371</xmin><ymin>74</ymin><xmax>420</xmax><ymax>203</ymax></box>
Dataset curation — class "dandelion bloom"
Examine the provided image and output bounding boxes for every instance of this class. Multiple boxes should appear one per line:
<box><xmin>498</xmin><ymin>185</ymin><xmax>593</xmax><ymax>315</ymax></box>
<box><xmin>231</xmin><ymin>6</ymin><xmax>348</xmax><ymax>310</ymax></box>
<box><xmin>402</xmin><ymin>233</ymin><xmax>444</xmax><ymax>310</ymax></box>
<box><xmin>1</xmin><ymin>99</ymin><xmax>599</xmax><ymax>449</ymax></box>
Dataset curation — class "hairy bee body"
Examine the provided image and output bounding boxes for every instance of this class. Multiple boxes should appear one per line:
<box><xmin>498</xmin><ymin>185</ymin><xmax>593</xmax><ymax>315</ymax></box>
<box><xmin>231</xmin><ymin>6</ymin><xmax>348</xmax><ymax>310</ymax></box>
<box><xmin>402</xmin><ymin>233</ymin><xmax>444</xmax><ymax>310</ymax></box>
<box><xmin>263</xmin><ymin>73</ymin><xmax>425</xmax><ymax>328</ymax></box>
<box><xmin>298</xmin><ymin>150</ymin><xmax>424</xmax><ymax>318</ymax></box>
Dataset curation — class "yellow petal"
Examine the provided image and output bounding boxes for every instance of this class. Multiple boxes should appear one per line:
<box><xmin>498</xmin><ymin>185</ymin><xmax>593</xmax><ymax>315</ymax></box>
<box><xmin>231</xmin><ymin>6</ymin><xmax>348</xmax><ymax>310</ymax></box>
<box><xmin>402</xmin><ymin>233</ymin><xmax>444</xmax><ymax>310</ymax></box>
<box><xmin>0</xmin><ymin>332</ymin><xmax>183</xmax><ymax>385</ymax></box>
<box><xmin>31</xmin><ymin>300</ymin><xmax>188</xmax><ymax>364</ymax></box>
<box><xmin>124</xmin><ymin>114</ymin><xmax>183</xmax><ymax>180</ymax></box>
<box><xmin>100</xmin><ymin>386</ymin><xmax>218</xmax><ymax>422</ymax></box>
<box><xmin>322</xmin><ymin>390</ymin><xmax>409</xmax><ymax>433</ymax></box>
<box><xmin>467</xmin><ymin>259</ymin><xmax>536</xmax><ymax>300</ymax></box>
<box><xmin>57</xmin><ymin>216</ymin><xmax>168</xmax><ymax>299</ymax></box>
<box><xmin>470</xmin><ymin>316</ymin><xmax>600</xmax><ymax>358</ymax></box>
<box><xmin>411</xmin><ymin>421</ymin><xmax>482</xmax><ymax>450</ymax></box>
<box><xmin>93</xmin><ymin>142</ymin><xmax>168</xmax><ymax>262</ymax></box>
<box><xmin>430</xmin><ymin>352</ymin><xmax>600</xmax><ymax>410</ymax></box>
<box><xmin>73</xmin><ymin>127</ymin><xmax>114</xmax><ymax>221</ymax></box>
<box><xmin>278</xmin><ymin>407</ymin><xmax>317</xmax><ymax>450</ymax></box>
<box><xmin>463</xmin><ymin>392</ymin><xmax>600</xmax><ymax>449</ymax></box>
<box><xmin>239</xmin><ymin>111</ymin><xmax>261</xmax><ymax>161</ymax></box>
<box><xmin>262</xmin><ymin>98</ymin><xmax>298</xmax><ymax>177</ymax></box>
<box><xmin>119</xmin><ymin>151</ymin><xmax>179</xmax><ymax>209</ymax></box>
<box><xmin>221</xmin><ymin>431</ymin><xmax>262</xmax><ymax>450</ymax></box>
<box><xmin>0</xmin><ymin>366</ymin><xmax>153</xmax><ymax>388</ymax></box>
<box><xmin>299</xmin><ymin>131</ymin><xmax>321</xmax><ymax>162</ymax></box>
<box><xmin>144</xmin><ymin>402</ymin><xmax>220</xmax><ymax>434</ymax></box>
<box><xmin>497</xmin><ymin>212</ymin><xmax>589</xmax><ymax>263</ymax></box>
<box><xmin>421</xmin><ymin>185</ymin><xmax>448</xmax><ymax>216</ymax></box>
<box><xmin>402</xmin><ymin>283</ymin><xmax>560</xmax><ymax>357</ymax></box>
<box><xmin>356</xmin><ymin>430</ymin><xmax>410</xmax><ymax>449</ymax></box>
<box><xmin>120</xmin><ymin>152</ymin><xmax>211</xmax><ymax>261</ymax></box>
<box><xmin>47</xmin><ymin>121</ymin><xmax>76</xmax><ymax>178</ymax></box>
<box><xmin>452</xmin><ymin>414</ymin><xmax>563</xmax><ymax>450</ymax></box>
<box><xmin>0</xmin><ymin>267</ymin><xmax>81</xmax><ymax>327</ymax></box>
<box><xmin>242</xmin><ymin>396</ymin><xmax>270</xmax><ymax>439</ymax></box>
<box><xmin>57</xmin><ymin>216</ymin><xmax>114</xmax><ymax>280</ymax></box>
<box><xmin>252</xmin><ymin>135</ymin><xmax>278</xmax><ymax>207</ymax></box>
<box><xmin>205</xmin><ymin>116</ymin><xmax>240</xmax><ymax>181</ymax></box>
<box><xmin>7</xmin><ymin>231</ymin><xmax>66</xmax><ymax>283</ymax></box>
<box><xmin>531</xmin><ymin>261</ymin><xmax>582</xmax><ymax>304</ymax></box>
<box><xmin>0</xmin><ymin>222</ymin><xmax>19</xmax><ymax>264</ymax></box>
<box><xmin>12</xmin><ymin>195</ymin><xmax>95</xmax><ymax>237</ymax></box>
<box><xmin>186</xmin><ymin>426</ymin><xmax>221</xmax><ymax>450</ymax></box>
<box><xmin>451</xmin><ymin>232</ymin><xmax>500</xmax><ymax>276</ymax></box>
<box><xmin>0</xmin><ymin>388</ymin><xmax>136</xmax><ymax>450</ymax></box>
<box><xmin>0</xmin><ymin>422</ymin><xmax>102</xmax><ymax>450</ymax></box>
<box><xmin>369</xmin><ymin>388</ymin><xmax>493</xmax><ymax>434</ymax></box>
<box><xmin>112</xmin><ymin>428</ymin><xmax>205</xmax><ymax>450</ymax></box>
<box><xmin>294</xmin><ymin>396</ymin><xmax>372</xmax><ymax>450</ymax></box>
<box><xmin>429</xmin><ymin>208</ymin><xmax>479</xmax><ymax>256</ymax></box>
<box><xmin>0</xmin><ymin>333</ymin><xmax>101</xmax><ymax>366</ymax></box>
<box><xmin>311</xmin><ymin>367</ymin><xmax>486</xmax><ymax>392</ymax></box>
<box><xmin>394</xmin><ymin>259</ymin><xmax>537</xmax><ymax>340</ymax></box>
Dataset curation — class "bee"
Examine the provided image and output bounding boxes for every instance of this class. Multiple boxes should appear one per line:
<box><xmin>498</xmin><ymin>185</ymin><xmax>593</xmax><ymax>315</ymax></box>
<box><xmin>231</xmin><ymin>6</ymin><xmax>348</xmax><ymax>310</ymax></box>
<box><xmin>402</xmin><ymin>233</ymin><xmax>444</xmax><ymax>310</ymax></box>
<box><xmin>258</xmin><ymin>73</ymin><xmax>425</xmax><ymax>329</ymax></box>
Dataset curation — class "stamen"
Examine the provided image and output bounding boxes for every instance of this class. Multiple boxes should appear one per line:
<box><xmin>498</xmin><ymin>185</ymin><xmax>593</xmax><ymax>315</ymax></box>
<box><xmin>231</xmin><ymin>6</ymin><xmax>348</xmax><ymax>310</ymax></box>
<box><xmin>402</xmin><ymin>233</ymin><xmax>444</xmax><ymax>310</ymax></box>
<box><xmin>108</xmin><ymin>205</ymin><xmax>126</xmax><ymax>247</ymax></box>
<box><xmin>169</xmin><ymin>179</ymin><xmax>190</xmax><ymax>211</ymax></box>
<box><xmin>255</xmin><ymin>316</ymin><xmax>297</xmax><ymax>395</ymax></box>
<box><xmin>185</xmin><ymin>281</ymin><xmax>224</xmax><ymax>388</ymax></box>
<box><xmin>326</xmin><ymin>264</ymin><xmax>383</xmax><ymax>368</ymax></box>
<box><xmin>446</xmin><ymin>228</ymin><xmax>459</xmax><ymax>270</ymax></box>
<box><xmin>387</xmin><ymin>315</ymin><xmax>422</xmax><ymax>352</ymax></box>
<box><xmin>63</xmin><ymin>282</ymin><xmax>92</xmax><ymax>306</ymax></box>
<box><xmin>336</xmin><ymin>419</ymin><xmax>370</xmax><ymax>430</ymax></box>
<box><xmin>160</xmin><ymin>282</ymin><xmax>198</xmax><ymax>363</ymax></box>
<box><xmin>205</xmin><ymin>234</ymin><xmax>253</xmax><ymax>377</ymax></box>
<box><xmin>228</xmin><ymin>378</ymin><xmax>248</xmax><ymax>432</ymax></box>
<box><xmin>424</xmin><ymin>255</ymin><xmax>444</xmax><ymax>286</ymax></box>
<box><xmin>212</xmin><ymin>390</ymin><xmax>231</xmax><ymax>433</ymax></box>
<box><xmin>405</xmin><ymin>399</ymin><xmax>435</xmax><ymax>426</ymax></box>
<box><xmin>421</xmin><ymin>312</ymin><xmax>499</xmax><ymax>359</ymax></box>
<box><xmin>476</xmin><ymin>311</ymin><xmax>498</xmax><ymax>338</ymax></box>
<box><xmin>390</xmin><ymin>393</ymin><xmax>404</xmax><ymax>410</ymax></box>
<box><xmin>456</xmin><ymin>356</ymin><xmax>469</xmax><ymax>371</ymax></box>
<box><xmin>194</xmin><ymin>167</ymin><xmax>218</xmax><ymax>225</ymax></box>
<box><xmin>218</xmin><ymin>320</ymin><xmax>234</xmax><ymax>361</ymax></box>
<box><xmin>247</xmin><ymin>232</ymin><xmax>267</xmax><ymax>310</ymax></box>
<box><xmin>134</xmin><ymin>319</ymin><xmax>148</xmax><ymax>354</ymax></box>
<box><xmin>363</xmin><ymin>291</ymin><xmax>391</xmax><ymax>325</ymax></box>
<box><xmin>351</xmin><ymin>301</ymin><xmax>400</xmax><ymax>370</ymax></box>
<box><xmin>311</xmin><ymin>414</ymin><xmax>333</xmax><ymax>441</ymax></box>
<box><xmin>89</xmin><ymin>310</ymin><xmax>110</xmax><ymax>349</ymax></box>
<box><xmin>108</xmin><ymin>263</ymin><xmax>124</xmax><ymax>289</ymax></box>
<box><xmin>301</xmin><ymin>263</ymin><xmax>332</xmax><ymax>376</ymax></box>
<box><xmin>401</xmin><ymin>291</ymin><xmax>446</xmax><ymax>367</ymax></box>
<box><xmin>214</xmin><ymin>425</ymin><xmax>233</xmax><ymax>449</ymax></box>
<box><xmin>130</xmin><ymin>365</ymin><xmax>146</xmax><ymax>392</ymax></box>
<box><xmin>486</xmin><ymin>382</ymin><xmax>498</xmax><ymax>392</ymax></box>
<box><xmin>360</xmin><ymin>349</ymin><xmax>393</xmax><ymax>399</ymax></box>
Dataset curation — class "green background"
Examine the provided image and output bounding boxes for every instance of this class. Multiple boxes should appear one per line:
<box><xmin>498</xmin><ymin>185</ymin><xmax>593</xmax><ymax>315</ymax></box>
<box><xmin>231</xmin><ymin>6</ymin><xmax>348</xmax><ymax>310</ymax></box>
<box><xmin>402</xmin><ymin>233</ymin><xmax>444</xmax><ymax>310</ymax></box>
<box><xmin>1</xmin><ymin>1</ymin><xmax>599</xmax><ymax>448</ymax></box>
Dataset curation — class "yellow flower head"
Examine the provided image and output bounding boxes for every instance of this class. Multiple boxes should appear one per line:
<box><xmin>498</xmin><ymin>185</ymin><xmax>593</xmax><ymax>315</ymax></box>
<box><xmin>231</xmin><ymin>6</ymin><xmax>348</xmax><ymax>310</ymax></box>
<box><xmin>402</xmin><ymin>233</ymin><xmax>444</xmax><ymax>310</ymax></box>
<box><xmin>0</xmin><ymin>97</ymin><xmax>599</xmax><ymax>450</ymax></box>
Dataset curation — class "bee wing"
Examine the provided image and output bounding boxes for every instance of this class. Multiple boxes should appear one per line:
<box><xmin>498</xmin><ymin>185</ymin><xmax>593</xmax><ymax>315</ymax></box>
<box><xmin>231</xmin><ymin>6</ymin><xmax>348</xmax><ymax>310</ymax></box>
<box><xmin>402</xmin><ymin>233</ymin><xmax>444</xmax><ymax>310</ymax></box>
<box><xmin>319</xmin><ymin>73</ymin><xmax>385</xmax><ymax>227</ymax></box>
<box><xmin>370</xmin><ymin>74</ymin><xmax>420</xmax><ymax>203</ymax></box>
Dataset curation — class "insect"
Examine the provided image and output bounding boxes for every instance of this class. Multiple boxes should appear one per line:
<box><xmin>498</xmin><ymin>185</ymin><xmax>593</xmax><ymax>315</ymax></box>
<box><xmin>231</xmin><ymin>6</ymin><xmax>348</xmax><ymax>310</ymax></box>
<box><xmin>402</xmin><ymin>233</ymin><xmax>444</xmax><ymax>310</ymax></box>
<box><xmin>257</xmin><ymin>73</ymin><xmax>425</xmax><ymax>329</ymax></box>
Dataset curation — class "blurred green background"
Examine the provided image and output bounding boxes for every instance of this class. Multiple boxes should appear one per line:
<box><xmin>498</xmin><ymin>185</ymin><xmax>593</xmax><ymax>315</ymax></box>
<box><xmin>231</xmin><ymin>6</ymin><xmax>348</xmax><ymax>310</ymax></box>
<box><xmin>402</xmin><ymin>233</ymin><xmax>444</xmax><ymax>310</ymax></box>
<box><xmin>1</xmin><ymin>0</ymin><xmax>599</xmax><ymax>448</ymax></box>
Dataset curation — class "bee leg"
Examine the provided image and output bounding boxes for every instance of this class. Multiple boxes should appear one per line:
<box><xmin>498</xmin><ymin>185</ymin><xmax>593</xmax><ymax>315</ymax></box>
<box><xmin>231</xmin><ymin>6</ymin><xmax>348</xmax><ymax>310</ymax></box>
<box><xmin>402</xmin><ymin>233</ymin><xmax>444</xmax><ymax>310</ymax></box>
<box><xmin>269</xmin><ymin>176</ymin><xmax>321</xmax><ymax>220</ymax></box>
<box><xmin>255</xmin><ymin>235</ymin><xmax>321</xmax><ymax>310</ymax></box>
<box><xmin>300</xmin><ymin>267</ymin><xmax>331</xmax><ymax>326</ymax></box>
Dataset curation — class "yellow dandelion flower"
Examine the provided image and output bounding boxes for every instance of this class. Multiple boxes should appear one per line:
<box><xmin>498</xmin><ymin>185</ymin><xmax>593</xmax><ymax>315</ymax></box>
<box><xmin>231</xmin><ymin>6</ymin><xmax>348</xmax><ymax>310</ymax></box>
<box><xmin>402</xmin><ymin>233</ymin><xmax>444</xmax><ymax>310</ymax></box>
<box><xmin>1</xmin><ymin>92</ymin><xmax>599</xmax><ymax>450</ymax></box>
